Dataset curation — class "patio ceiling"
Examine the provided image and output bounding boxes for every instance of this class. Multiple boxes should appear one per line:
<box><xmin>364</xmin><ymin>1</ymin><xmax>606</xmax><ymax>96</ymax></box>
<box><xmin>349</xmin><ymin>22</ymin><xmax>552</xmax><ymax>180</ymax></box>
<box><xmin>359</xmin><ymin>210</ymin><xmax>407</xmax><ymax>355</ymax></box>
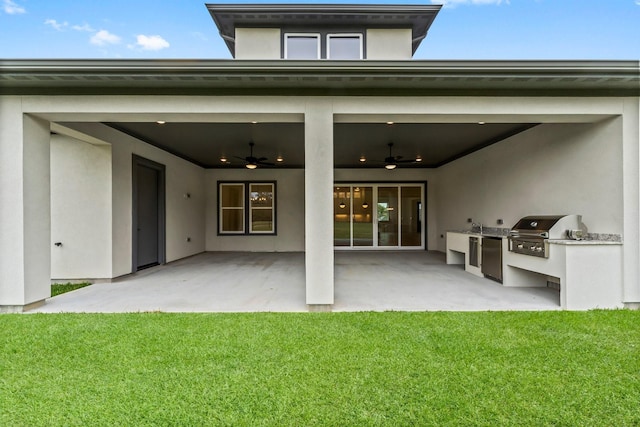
<box><xmin>104</xmin><ymin>121</ymin><xmax>536</xmax><ymax>169</ymax></box>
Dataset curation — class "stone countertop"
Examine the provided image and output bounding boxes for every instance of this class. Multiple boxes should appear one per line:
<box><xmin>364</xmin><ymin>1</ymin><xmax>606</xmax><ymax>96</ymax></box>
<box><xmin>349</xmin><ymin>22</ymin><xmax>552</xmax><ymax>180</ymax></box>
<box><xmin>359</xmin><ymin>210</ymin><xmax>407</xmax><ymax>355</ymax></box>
<box><xmin>449</xmin><ymin>230</ymin><xmax>622</xmax><ymax>243</ymax></box>
<box><xmin>548</xmin><ymin>239</ymin><xmax>622</xmax><ymax>245</ymax></box>
<box><xmin>447</xmin><ymin>229</ymin><xmax>509</xmax><ymax>238</ymax></box>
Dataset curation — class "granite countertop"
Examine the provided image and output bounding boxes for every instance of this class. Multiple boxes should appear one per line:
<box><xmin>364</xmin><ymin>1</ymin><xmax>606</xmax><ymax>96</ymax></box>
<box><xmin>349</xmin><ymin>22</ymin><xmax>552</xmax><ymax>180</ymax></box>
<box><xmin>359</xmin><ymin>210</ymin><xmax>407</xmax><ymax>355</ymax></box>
<box><xmin>548</xmin><ymin>239</ymin><xmax>622</xmax><ymax>245</ymax></box>
<box><xmin>447</xmin><ymin>228</ymin><xmax>509</xmax><ymax>238</ymax></box>
<box><xmin>449</xmin><ymin>229</ymin><xmax>622</xmax><ymax>243</ymax></box>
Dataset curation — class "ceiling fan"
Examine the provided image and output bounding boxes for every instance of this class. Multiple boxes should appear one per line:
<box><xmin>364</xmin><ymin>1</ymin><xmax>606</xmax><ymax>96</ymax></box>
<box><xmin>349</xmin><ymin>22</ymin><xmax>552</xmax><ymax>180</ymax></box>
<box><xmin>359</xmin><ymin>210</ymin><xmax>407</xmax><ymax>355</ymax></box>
<box><xmin>235</xmin><ymin>141</ymin><xmax>274</xmax><ymax>169</ymax></box>
<box><xmin>382</xmin><ymin>142</ymin><xmax>415</xmax><ymax>170</ymax></box>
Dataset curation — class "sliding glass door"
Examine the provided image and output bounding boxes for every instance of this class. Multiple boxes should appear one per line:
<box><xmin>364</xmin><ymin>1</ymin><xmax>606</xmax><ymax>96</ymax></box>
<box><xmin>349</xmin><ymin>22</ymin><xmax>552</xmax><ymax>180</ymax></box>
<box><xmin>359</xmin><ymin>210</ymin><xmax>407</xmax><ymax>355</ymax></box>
<box><xmin>334</xmin><ymin>184</ymin><xmax>424</xmax><ymax>249</ymax></box>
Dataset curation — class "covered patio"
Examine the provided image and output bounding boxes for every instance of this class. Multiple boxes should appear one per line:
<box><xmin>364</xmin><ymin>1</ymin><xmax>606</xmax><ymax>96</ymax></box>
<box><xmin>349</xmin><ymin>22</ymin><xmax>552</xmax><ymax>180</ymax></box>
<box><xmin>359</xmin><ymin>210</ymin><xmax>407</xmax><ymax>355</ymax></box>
<box><xmin>33</xmin><ymin>252</ymin><xmax>560</xmax><ymax>313</ymax></box>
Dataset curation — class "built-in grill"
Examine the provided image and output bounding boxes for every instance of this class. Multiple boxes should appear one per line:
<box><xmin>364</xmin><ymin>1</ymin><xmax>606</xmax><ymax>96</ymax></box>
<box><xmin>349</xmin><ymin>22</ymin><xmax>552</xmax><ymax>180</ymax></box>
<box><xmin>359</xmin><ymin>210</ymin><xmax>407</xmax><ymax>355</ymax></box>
<box><xmin>508</xmin><ymin>215</ymin><xmax>584</xmax><ymax>258</ymax></box>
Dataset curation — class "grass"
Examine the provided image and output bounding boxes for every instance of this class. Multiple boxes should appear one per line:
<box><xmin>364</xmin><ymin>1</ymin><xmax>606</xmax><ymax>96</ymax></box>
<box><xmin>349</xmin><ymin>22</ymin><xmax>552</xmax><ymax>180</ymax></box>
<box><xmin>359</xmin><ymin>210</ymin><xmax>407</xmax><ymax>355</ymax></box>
<box><xmin>51</xmin><ymin>282</ymin><xmax>91</xmax><ymax>297</ymax></box>
<box><xmin>1</xmin><ymin>311</ymin><xmax>639</xmax><ymax>426</ymax></box>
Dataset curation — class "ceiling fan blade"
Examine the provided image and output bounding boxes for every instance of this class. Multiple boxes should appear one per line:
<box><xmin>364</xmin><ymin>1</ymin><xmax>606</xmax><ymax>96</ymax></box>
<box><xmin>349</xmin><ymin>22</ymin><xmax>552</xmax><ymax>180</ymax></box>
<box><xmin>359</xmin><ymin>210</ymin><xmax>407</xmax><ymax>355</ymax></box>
<box><xmin>257</xmin><ymin>160</ymin><xmax>275</xmax><ymax>166</ymax></box>
<box><xmin>257</xmin><ymin>157</ymin><xmax>268</xmax><ymax>162</ymax></box>
<box><xmin>397</xmin><ymin>159</ymin><xmax>416</xmax><ymax>163</ymax></box>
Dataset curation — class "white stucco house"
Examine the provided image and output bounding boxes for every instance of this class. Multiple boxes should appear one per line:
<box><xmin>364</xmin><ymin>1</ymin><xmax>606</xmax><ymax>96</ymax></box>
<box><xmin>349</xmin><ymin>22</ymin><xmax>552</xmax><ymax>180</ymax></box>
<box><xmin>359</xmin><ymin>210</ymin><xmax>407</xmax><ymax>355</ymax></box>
<box><xmin>0</xmin><ymin>3</ymin><xmax>638</xmax><ymax>312</ymax></box>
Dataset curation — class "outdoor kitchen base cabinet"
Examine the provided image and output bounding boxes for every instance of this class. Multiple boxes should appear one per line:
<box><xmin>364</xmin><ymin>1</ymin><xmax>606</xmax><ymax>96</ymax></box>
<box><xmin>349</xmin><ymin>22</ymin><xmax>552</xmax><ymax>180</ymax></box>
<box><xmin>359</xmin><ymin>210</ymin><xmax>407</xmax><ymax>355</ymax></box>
<box><xmin>481</xmin><ymin>237</ymin><xmax>502</xmax><ymax>283</ymax></box>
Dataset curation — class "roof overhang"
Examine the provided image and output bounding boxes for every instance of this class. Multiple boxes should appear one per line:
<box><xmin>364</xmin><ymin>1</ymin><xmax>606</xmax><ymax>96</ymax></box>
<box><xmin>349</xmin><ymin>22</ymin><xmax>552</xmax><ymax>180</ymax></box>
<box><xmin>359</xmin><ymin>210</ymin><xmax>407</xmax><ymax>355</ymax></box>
<box><xmin>206</xmin><ymin>3</ymin><xmax>442</xmax><ymax>56</ymax></box>
<box><xmin>1</xmin><ymin>60</ymin><xmax>638</xmax><ymax>96</ymax></box>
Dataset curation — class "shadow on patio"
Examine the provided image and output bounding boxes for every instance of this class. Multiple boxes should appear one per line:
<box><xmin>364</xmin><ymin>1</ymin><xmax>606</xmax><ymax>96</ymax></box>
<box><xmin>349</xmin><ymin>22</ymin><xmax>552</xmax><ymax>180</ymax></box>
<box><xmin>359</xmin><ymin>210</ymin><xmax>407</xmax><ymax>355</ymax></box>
<box><xmin>33</xmin><ymin>252</ymin><xmax>560</xmax><ymax>313</ymax></box>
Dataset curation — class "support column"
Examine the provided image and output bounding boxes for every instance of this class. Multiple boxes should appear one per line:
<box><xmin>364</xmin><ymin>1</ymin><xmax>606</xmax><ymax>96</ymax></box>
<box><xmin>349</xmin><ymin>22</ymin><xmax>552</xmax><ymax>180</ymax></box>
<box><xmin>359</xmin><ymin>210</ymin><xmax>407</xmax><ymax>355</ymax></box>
<box><xmin>304</xmin><ymin>100</ymin><xmax>334</xmax><ymax>308</ymax></box>
<box><xmin>622</xmin><ymin>98</ymin><xmax>640</xmax><ymax>307</ymax></box>
<box><xmin>0</xmin><ymin>98</ymin><xmax>51</xmax><ymax>312</ymax></box>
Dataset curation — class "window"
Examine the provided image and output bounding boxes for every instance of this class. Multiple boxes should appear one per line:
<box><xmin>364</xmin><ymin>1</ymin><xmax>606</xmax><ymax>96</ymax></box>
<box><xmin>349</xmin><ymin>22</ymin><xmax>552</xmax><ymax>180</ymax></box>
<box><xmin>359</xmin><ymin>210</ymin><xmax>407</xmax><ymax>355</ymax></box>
<box><xmin>284</xmin><ymin>32</ymin><xmax>364</xmax><ymax>59</ymax></box>
<box><xmin>249</xmin><ymin>183</ymin><xmax>274</xmax><ymax>233</ymax></box>
<box><xmin>220</xmin><ymin>183</ymin><xmax>244</xmax><ymax>234</ymax></box>
<box><xmin>284</xmin><ymin>34</ymin><xmax>320</xmax><ymax>59</ymax></box>
<box><xmin>219</xmin><ymin>182</ymin><xmax>276</xmax><ymax>235</ymax></box>
<box><xmin>327</xmin><ymin>34</ymin><xmax>363</xmax><ymax>59</ymax></box>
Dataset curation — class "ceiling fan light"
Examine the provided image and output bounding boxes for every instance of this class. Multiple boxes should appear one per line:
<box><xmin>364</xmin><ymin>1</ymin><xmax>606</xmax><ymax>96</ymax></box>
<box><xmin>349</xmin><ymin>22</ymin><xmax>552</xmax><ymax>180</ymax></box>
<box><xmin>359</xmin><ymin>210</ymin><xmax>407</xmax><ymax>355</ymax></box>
<box><xmin>385</xmin><ymin>163</ymin><xmax>397</xmax><ymax>170</ymax></box>
<box><xmin>246</xmin><ymin>163</ymin><xmax>258</xmax><ymax>169</ymax></box>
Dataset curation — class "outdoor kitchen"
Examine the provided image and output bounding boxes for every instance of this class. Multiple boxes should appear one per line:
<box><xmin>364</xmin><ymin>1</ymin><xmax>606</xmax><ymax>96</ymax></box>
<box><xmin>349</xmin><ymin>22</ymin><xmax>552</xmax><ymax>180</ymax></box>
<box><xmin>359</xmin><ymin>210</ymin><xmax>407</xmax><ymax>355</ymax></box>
<box><xmin>446</xmin><ymin>214</ymin><xmax>623</xmax><ymax>310</ymax></box>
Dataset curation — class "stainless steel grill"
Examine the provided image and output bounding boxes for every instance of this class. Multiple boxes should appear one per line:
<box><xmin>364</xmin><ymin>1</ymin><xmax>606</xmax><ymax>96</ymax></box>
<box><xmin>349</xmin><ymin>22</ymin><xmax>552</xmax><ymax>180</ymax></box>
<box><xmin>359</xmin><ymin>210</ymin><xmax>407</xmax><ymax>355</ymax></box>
<box><xmin>508</xmin><ymin>215</ymin><xmax>583</xmax><ymax>258</ymax></box>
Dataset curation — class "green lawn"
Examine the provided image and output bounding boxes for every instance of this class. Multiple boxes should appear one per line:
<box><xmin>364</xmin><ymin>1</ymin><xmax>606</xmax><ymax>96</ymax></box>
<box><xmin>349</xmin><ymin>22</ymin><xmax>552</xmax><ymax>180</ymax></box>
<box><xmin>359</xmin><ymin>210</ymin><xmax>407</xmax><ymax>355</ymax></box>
<box><xmin>1</xmin><ymin>311</ymin><xmax>639</xmax><ymax>426</ymax></box>
<box><xmin>51</xmin><ymin>282</ymin><xmax>91</xmax><ymax>297</ymax></box>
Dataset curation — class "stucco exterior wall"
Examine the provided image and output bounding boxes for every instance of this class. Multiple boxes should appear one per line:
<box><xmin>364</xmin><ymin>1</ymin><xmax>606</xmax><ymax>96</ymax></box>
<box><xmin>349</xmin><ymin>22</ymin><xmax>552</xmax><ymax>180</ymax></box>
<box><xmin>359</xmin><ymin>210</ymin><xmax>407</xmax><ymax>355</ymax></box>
<box><xmin>434</xmin><ymin>120</ymin><xmax>624</xmax><ymax>252</ymax></box>
<box><xmin>235</xmin><ymin>28</ymin><xmax>281</xmax><ymax>59</ymax></box>
<box><xmin>0</xmin><ymin>98</ymin><xmax>51</xmax><ymax>307</ymax></box>
<box><xmin>59</xmin><ymin>123</ymin><xmax>207</xmax><ymax>278</ymax></box>
<box><xmin>50</xmin><ymin>135</ymin><xmax>112</xmax><ymax>279</ymax></box>
<box><xmin>366</xmin><ymin>29</ymin><xmax>412</xmax><ymax>60</ymax></box>
<box><xmin>205</xmin><ymin>168</ymin><xmax>305</xmax><ymax>252</ymax></box>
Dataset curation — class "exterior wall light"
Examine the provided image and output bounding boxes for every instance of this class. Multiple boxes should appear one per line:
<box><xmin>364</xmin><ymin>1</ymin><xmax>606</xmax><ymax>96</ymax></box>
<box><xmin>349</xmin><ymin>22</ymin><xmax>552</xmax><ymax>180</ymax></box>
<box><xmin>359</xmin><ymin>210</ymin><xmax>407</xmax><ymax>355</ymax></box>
<box><xmin>339</xmin><ymin>201</ymin><xmax>346</xmax><ymax>209</ymax></box>
<box><xmin>362</xmin><ymin>201</ymin><xmax>369</xmax><ymax>209</ymax></box>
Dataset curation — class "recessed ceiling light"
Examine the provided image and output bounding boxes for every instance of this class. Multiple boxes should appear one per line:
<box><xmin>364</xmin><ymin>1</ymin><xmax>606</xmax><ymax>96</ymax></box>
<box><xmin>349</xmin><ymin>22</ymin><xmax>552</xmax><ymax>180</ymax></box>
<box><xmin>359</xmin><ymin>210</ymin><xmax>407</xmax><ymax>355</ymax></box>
<box><xmin>276</xmin><ymin>155</ymin><xmax>284</xmax><ymax>162</ymax></box>
<box><xmin>220</xmin><ymin>156</ymin><xmax>228</xmax><ymax>162</ymax></box>
<box><xmin>156</xmin><ymin>120</ymin><xmax>166</xmax><ymax>124</ymax></box>
<box><xmin>415</xmin><ymin>156</ymin><xmax>423</xmax><ymax>162</ymax></box>
<box><xmin>386</xmin><ymin>121</ymin><xmax>394</xmax><ymax>125</ymax></box>
<box><xmin>359</xmin><ymin>156</ymin><xmax>366</xmax><ymax>162</ymax></box>
<box><xmin>251</xmin><ymin>121</ymin><xmax>258</xmax><ymax>124</ymax></box>
<box><xmin>478</xmin><ymin>121</ymin><xmax>486</xmax><ymax>125</ymax></box>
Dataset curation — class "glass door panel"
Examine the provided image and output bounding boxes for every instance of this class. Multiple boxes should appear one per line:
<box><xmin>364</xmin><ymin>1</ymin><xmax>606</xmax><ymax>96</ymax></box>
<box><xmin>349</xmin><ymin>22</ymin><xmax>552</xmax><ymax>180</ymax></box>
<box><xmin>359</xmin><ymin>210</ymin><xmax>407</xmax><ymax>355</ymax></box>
<box><xmin>401</xmin><ymin>186</ymin><xmax>422</xmax><ymax>246</ymax></box>
<box><xmin>377</xmin><ymin>187</ymin><xmax>399</xmax><ymax>247</ymax></box>
<box><xmin>352</xmin><ymin>186</ymin><xmax>373</xmax><ymax>246</ymax></box>
<box><xmin>334</xmin><ymin>186</ymin><xmax>351</xmax><ymax>247</ymax></box>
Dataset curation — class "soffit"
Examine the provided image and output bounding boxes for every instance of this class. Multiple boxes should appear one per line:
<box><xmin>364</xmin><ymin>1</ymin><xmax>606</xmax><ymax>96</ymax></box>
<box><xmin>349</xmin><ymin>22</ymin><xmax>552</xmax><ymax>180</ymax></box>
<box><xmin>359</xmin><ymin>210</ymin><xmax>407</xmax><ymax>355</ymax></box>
<box><xmin>94</xmin><ymin>121</ymin><xmax>535</xmax><ymax>169</ymax></box>
<box><xmin>206</xmin><ymin>3</ymin><xmax>442</xmax><ymax>56</ymax></box>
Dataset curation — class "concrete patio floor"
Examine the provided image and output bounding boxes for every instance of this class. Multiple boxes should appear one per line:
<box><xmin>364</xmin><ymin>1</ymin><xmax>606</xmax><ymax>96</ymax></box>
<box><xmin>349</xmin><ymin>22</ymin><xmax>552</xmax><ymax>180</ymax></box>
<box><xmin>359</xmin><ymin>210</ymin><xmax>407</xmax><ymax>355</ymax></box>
<box><xmin>33</xmin><ymin>251</ymin><xmax>561</xmax><ymax>313</ymax></box>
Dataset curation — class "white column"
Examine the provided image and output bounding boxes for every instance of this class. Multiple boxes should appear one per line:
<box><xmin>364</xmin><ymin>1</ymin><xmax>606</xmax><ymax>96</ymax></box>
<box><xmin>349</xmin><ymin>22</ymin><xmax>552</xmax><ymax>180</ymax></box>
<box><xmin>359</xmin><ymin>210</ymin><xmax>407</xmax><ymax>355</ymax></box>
<box><xmin>622</xmin><ymin>98</ymin><xmax>640</xmax><ymax>305</ymax></box>
<box><xmin>304</xmin><ymin>100</ymin><xmax>334</xmax><ymax>306</ymax></box>
<box><xmin>0</xmin><ymin>98</ymin><xmax>51</xmax><ymax>311</ymax></box>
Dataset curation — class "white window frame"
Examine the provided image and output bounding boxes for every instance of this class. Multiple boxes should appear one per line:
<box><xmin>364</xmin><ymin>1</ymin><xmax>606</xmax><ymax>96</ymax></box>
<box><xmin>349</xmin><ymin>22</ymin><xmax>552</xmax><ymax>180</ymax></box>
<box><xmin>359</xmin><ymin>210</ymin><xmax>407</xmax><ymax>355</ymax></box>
<box><xmin>219</xmin><ymin>183</ymin><xmax>245</xmax><ymax>234</ymax></box>
<box><xmin>326</xmin><ymin>33</ymin><xmax>363</xmax><ymax>60</ymax></box>
<box><xmin>284</xmin><ymin>33</ymin><xmax>321</xmax><ymax>59</ymax></box>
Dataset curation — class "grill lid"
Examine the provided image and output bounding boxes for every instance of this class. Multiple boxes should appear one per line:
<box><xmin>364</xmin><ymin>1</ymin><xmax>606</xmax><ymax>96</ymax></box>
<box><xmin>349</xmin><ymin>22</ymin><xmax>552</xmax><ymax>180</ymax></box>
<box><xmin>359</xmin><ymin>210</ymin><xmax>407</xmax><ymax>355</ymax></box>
<box><xmin>511</xmin><ymin>215</ymin><xmax>566</xmax><ymax>233</ymax></box>
<box><xmin>510</xmin><ymin>214</ymin><xmax>583</xmax><ymax>239</ymax></box>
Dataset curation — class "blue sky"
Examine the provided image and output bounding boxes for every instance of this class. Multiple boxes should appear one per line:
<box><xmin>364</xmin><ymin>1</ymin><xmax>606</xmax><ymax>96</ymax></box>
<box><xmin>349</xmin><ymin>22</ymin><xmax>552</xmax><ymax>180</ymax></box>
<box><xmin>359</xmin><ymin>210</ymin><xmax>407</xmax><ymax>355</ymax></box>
<box><xmin>1</xmin><ymin>0</ymin><xmax>638</xmax><ymax>60</ymax></box>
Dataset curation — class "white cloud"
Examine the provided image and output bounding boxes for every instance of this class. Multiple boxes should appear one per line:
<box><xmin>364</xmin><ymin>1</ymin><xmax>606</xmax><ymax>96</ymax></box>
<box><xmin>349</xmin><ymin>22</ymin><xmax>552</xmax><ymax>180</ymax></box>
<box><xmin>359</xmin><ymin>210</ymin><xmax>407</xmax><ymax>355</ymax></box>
<box><xmin>432</xmin><ymin>0</ymin><xmax>509</xmax><ymax>6</ymax></box>
<box><xmin>90</xmin><ymin>30</ymin><xmax>121</xmax><ymax>46</ymax></box>
<box><xmin>3</xmin><ymin>0</ymin><xmax>26</xmax><ymax>14</ymax></box>
<box><xmin>134</xmin><ymin>34</ymin><xmax>170</xmax><ymax>51</ymax></box>
<box><xmin>45</xmin><ymin>19</ymin><xmax>68</xmax><ymax>31</ymax></box>
<box><xmin>72</xmin><ymin>23</ymin><xmax>94</xmax><ymax>32</ymax></box>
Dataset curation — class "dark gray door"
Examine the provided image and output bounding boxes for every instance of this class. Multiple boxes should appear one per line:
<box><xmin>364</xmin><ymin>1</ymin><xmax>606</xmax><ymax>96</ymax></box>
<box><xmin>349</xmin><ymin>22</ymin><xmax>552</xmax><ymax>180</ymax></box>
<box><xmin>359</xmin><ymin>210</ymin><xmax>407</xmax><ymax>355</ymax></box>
<box><xmin>133</xmin><ymin>156</ymin><xmax>165</xmax><ymax>271</ymax></box>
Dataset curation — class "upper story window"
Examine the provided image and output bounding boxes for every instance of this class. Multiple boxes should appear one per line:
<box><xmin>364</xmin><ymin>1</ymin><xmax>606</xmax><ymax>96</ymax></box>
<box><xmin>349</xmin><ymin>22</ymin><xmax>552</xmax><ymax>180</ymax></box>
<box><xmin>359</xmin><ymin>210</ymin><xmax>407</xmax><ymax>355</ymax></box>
<box><xmin>284</xmin><ymin>32</ymin><xmax>363</xmax><ymax>60</ymax></box>
<box><xmin>284</xmin><ymin>33</ymin><xmax>321</xmax><ymax>59</ymax></box>
<box><xmin>327</xmin><ymin>34</ymin><xmax>363</xmax><ymax>60</ymax></box>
